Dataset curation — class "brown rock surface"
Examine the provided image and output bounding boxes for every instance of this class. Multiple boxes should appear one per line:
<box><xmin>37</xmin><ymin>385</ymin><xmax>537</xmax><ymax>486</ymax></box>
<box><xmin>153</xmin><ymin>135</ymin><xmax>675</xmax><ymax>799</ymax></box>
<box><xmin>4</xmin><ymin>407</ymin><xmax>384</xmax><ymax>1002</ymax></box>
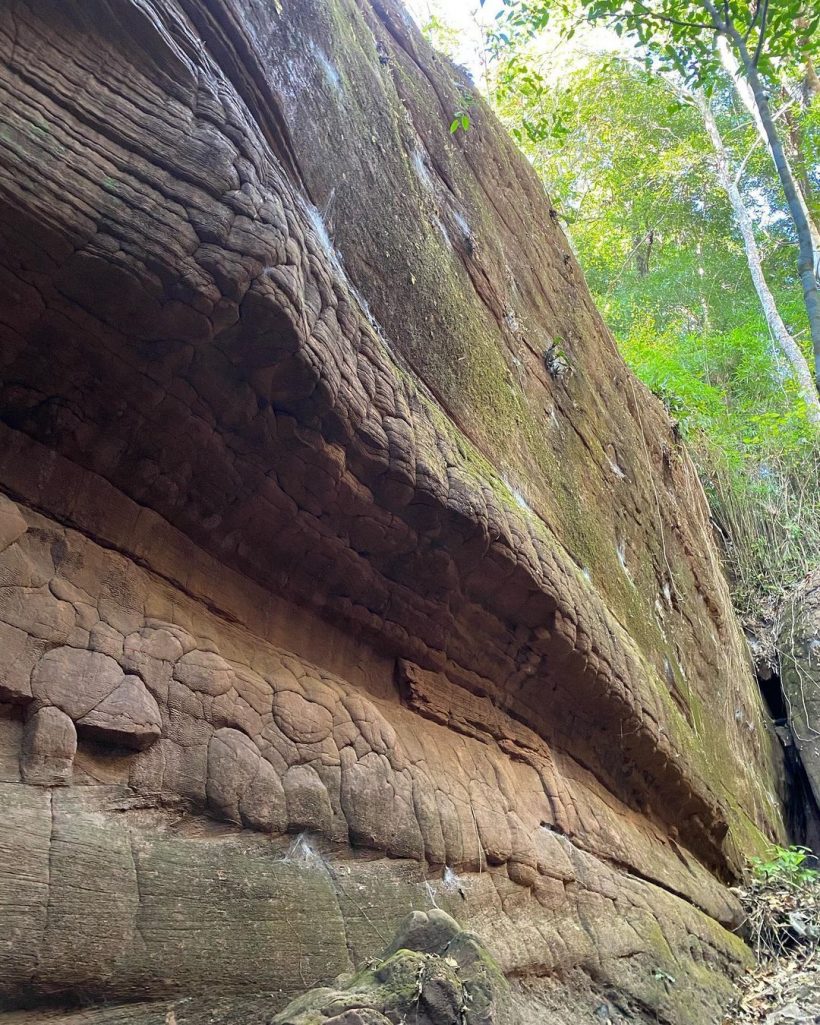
<box><xmin>780</xmin><ymin>573</ymin><xmax>820</xmax><ymax>809</ymax></box>
<box><xmin>77</xmin><ymin>674</ymin><xmax>162</xmax><ymax>750</ymax></box>
<box><xmin>31</xmin><ymin>648</ymin><xmax>126</xmax><ymax>719</ymax></box>
<box><xmin>20</xmin><ymin>706</ymin><xmax>77</xmax><ymax>786</ymax></box>
<box><xmin>272</xmin><ymin>909</ymin><xmax>512</xmax><ymax>1025</ymax></box>
<box><xmin>0</xmin><ymin>0</ymin><xmax>785</xmax><ymax>1021</ymax></box>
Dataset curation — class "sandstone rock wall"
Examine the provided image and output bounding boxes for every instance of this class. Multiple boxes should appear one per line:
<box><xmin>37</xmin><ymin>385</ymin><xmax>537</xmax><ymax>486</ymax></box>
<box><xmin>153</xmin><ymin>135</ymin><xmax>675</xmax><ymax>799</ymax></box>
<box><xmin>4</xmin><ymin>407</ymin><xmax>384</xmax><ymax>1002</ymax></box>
<box><xmin>781</xmin><ymin>573</ymin><xmax>820</xmax><ymax>816</ymax></box>
<box><xmin>0</xmin><ymin>0</ymin><xmax>784</xmax><ymax>1021</ymax></box>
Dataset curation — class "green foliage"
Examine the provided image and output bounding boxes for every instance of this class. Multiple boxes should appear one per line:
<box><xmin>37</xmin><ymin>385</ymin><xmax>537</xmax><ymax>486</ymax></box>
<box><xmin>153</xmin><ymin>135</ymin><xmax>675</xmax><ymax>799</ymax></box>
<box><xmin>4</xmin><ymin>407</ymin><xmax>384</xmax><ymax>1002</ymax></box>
<box><xmin>492</xmin><ymin>51</ymin><xmax>572</xmax><ymax>144</ymax></box>
<box><xmin>693</xmin><ymin>429</ymin><xmax>820</xmax><ymax>616</ymax></box>
<box><xmin>420</xmin><ymin>10</ymin><xmax>461</xmax><ymax>59</ymax></box>
<box><xmin>418</xmin><ymin>0</ymin><xmax>820</xmax><ymax>615</ymax></box>
<box><xmin>450</xmin><ymin>112</ymin><xmax>471</xmax><ymax>133</ymax></box>
<box><xmin>485</xmin><ymin>0</ymin><xmax>819</xmax><ymax>90</ymax></box>
<box><xmin>485</xmin><ymin>0</ymin><xmax>820</xmax><ymax>398</ymax></box>
<box><xmin>489</xmin><ymin>47</ymin><xmax>820</xmax><ymax>615</ymax></box>
<box><xmin>450</xmin><ymin>93</ymin><xmax>474</xmax><ymax>134</ymax></box>
<box><xmin>750</xmin><ymin>844</ymin><xmax>819</xmax><ymax>887</ymax></box>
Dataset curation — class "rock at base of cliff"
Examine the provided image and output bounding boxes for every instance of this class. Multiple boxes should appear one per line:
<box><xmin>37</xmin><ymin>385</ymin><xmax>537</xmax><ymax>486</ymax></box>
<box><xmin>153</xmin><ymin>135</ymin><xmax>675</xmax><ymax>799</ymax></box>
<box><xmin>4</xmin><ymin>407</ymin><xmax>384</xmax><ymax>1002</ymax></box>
<box><xmin>273</xmin><ymin>909</ymin><xmax>510</xmax><ymax>1025</ymax></box>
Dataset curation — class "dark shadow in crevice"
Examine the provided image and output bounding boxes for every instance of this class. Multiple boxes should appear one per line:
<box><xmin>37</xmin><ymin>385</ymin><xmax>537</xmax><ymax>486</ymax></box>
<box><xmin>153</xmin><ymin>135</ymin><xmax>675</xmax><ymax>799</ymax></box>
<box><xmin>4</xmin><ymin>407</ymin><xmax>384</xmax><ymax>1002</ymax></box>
<box><xmin>758</xmin><ymin>667</ymin><xmax>820</xmax><ymax>856</ymax></box>
<box><xmin>759</xmin><ymin>671</ymin><xmax>787</xmax><ymax>721</ymax></box>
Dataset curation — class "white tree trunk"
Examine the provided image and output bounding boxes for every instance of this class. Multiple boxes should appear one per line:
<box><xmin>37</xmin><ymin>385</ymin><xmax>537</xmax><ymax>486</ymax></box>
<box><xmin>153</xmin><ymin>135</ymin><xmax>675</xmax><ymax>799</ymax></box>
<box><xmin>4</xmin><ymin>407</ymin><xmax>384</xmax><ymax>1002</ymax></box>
<box><xmin>717</xmin><ymin>37</ymin><xmax>820</xmax><ymax>281</ymax></box>
<box><xmin>698</xmin><ymin>94</ymin><xmax>820</xmax><ymax>424</ymax></box>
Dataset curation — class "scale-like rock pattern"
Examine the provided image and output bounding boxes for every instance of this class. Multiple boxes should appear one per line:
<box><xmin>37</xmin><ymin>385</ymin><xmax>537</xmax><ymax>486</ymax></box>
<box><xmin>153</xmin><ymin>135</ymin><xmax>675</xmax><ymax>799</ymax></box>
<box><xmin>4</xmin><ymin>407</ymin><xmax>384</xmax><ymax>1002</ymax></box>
<box><xmin>0</xmin><ymin>0</ymin><xmax>784</xmax><ymax>1022</ymax></box>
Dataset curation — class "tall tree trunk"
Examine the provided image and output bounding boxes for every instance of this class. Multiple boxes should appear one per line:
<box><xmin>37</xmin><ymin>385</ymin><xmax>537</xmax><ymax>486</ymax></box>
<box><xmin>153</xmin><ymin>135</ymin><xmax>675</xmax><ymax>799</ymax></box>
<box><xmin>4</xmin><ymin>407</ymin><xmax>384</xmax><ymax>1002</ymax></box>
<box><xmin>709</xmin><ymin>21</ymin><xmax>820</xmax><ymax>390</ymax></box>
<box><xmin>698</xmin><ymin>95</ymin><xmax>820</xmax><ymax>424</ymax></box>
<box><xmin>716</xmin><ymin>37</ymin><xmax>820</xmax><ymax>280</ymax></box>
<box><xmin>702</xmin><ymin>0</ymin><xmax>820</xmax><ymax>385</ymax></box>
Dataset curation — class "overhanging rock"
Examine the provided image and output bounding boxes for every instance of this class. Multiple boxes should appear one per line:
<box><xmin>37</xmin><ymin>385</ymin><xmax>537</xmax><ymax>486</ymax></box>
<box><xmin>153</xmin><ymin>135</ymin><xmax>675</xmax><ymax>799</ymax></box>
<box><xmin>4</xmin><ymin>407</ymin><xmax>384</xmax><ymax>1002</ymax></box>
<box><xmin>0</xmin><ymin>1</ymin><xmax>784</xmax><ymax>1021</ymax></box>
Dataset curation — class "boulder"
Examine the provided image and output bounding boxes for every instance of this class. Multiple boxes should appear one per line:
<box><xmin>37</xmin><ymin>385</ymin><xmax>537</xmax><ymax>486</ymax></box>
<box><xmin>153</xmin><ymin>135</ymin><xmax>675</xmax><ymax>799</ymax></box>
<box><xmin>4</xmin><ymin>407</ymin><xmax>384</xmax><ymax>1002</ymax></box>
<box><xmin>273</xmin><ymin>910</ymin><xmax>511</xmax><ymax>1025</ymax></box>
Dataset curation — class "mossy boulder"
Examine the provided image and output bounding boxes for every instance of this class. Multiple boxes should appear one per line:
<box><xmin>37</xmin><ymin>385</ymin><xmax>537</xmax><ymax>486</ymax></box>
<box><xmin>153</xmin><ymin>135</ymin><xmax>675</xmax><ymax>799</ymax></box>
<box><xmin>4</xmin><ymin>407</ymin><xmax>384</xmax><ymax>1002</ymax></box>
<box><xmin>273</xmin><ymin>910</ymin><xmax>511</xmax><ymax>1025</ymax></box>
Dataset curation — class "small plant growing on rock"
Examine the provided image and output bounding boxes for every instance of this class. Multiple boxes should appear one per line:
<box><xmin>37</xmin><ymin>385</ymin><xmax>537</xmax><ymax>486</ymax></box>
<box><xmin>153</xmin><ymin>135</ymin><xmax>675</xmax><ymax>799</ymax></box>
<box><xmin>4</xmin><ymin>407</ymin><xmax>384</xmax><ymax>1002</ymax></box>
<box><xmin>450</xmin><ymin>93</ymin><xmax>474</xmax><ymax>134</ymax></box>
<box><xmin>543</xmin><ymin>339</ymin><xmax>570</xmax><ymax>379</ymax></box>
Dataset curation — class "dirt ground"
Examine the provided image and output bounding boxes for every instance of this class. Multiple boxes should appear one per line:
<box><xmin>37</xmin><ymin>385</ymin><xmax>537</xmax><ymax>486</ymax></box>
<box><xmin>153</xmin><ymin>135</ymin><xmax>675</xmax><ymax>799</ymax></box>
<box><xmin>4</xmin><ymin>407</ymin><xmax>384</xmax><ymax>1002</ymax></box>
<box><xmin>724</xmin><ymin>875</ymin><xmax>820</xmax><ymax>1024</ymax></box>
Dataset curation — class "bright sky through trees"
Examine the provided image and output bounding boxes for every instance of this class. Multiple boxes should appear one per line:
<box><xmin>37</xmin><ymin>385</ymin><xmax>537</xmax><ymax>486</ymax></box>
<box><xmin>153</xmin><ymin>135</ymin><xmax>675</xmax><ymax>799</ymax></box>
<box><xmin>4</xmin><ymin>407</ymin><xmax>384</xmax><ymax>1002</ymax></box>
<box><xmin>406</xmin><ymin>0</ymin><xmax>497</xmax><ymax>74</ymax></box>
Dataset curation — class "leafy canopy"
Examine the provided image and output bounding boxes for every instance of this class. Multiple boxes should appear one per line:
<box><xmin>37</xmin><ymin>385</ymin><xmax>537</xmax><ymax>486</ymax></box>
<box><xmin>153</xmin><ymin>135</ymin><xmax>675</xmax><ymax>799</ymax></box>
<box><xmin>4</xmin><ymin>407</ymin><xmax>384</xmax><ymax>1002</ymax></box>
<box><xmin>489</xmin><ymin>45</ymin><xmax>820</xmax><ymax>613</ymax></box>
<box><xmin>484</xmin><ymin>0</ymin><xmax>820</xmax><ymax>88</ymax></box>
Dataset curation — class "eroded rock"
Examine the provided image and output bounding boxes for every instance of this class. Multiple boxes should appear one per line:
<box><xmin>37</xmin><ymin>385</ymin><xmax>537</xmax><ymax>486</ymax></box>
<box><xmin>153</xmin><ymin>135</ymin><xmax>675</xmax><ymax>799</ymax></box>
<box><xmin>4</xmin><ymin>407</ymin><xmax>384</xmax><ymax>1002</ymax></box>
<box><xmin>76</xmin><ymin>674</ymin><xmax>161</xmax><ymax>750</ymax></box>
<box><xmin>780</xmin><ymin>572</ymin><xmax>820</xmax><ymax>812</ymax></box>
<box><xmin>175</xmin><ymin>650</ymin><xmax>235</xmax><ymax>696</ymax></box>
<box><xmin>31</xmin><ymin>647</ymin><xmax>124</xmax><ymax>720</ymax></box>
<box><xmin>0</xmin><ymin>495</ymin><xmax>26</xmax><ymax>553</ymax></box>
<box><xmin>0</xmin><ymin>0</ymin><xmax>786</xmax><ymax>1020</ymax></box>
<box><xmin>274</xmin><ymin>910</ymin><xmax>511</xmax><ymax>1025</ymax></box>
<box><xmin>21</xmin><ymin>706</ymin><xmax>77</xmax><ymax>785</ymax></box>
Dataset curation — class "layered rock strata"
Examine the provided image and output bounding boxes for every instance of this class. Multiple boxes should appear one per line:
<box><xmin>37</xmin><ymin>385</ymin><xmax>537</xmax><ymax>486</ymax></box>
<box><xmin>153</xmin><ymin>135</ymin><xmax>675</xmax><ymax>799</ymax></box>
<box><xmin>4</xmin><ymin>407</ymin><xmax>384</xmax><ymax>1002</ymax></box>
<box><xmin>0</xmin><ymin>0</ymin><xmax>783</xmax><ymax>1021</ymax></box>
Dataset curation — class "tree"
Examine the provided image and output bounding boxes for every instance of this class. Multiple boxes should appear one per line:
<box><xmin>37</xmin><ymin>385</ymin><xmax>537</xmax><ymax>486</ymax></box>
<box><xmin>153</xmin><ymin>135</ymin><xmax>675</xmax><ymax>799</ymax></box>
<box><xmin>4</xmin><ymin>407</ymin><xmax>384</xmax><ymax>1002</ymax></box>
<box><xmin>493</xmin><ymin>48</ymin><xmax>818</xmax><ymax>417</ymax></box>
<box><xmin>487</xmin><ymin>0</ymin><xmax>820</xmax><ymax>388</ymax></box>
<box><xmin>487</xmin><ymin>46</ymin><xmax>820</xmax><ymax>610</ymax></box>
<box><xmin>716</xmin><ymin>37</ymin><xmax>820</xmax><ymax>285</ymax></box>
<box><xmin>695</xmin><ymin>91</ymin><xmax>820</xmax><ymax>422</ymax></box>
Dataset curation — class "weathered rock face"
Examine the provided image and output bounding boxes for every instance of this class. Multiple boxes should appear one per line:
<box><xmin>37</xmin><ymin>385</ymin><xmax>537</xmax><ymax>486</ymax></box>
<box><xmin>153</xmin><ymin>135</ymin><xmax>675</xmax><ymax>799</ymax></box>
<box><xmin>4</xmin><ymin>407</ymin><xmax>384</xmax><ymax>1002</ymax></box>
<box><xmin>272</xmin><ymin>908</ymin><xmax>512</xmax><ymax>1025</ymax></box>
<box><xmin>0</xmin><ymin>0</ymin><xmax>784</xmax><ymax>1022</ymax></box>
<box><xmin>781</xmin><ymin>573</ymin><xmax>820</xmax><ymax>814</ymax></box>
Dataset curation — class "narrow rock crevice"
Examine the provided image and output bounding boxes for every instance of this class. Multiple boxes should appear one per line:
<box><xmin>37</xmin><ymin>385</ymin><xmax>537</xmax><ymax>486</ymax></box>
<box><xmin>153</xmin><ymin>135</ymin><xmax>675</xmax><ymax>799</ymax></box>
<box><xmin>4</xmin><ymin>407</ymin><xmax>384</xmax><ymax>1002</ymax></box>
<box><xmin>759</xmin><ymin>665</ymin><xmax>820</xmax><ymax>853</ymax></box>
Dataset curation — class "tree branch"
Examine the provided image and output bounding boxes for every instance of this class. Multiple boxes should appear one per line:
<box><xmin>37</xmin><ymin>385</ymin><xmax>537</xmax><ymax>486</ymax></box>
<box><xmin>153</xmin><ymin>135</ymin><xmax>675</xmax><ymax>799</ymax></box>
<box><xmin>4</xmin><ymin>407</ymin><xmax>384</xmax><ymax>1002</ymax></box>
<box><xmin>751</xmin><ymin>0</ymin><xmax>768</xmax><ymax>67</ymax></box>
<box><xmin>733</xmin><ymin>97</ymin><xmax>798</xmax><ymax>182</ymax></box>
<box><xmin>630</xmin><ymin>0</ymin><xmax>714</xmax><ymax>31</ymax></box>
<box><xmin>743</xmin><ymin>0</ymin><xmax>761</xmax><ymax>42</ymax></box>
<box><xmin>698</xmin><ymin>0</ymin><xmax>726</xmax><ymax>32</ymax></box>
<box><xmin>733</xmin><ymin>137</ymin><xmax>761</xmax><ymax>184</ymax></box>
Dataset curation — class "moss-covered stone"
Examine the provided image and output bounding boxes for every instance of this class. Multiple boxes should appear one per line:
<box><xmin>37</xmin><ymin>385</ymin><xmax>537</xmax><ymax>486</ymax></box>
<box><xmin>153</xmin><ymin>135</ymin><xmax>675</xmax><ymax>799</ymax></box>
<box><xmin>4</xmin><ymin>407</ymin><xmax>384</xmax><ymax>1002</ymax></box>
<box><xmin>273</xmin><ymin>909</ymin><xmax>511</xmax><ymax>1025</ymax></box>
